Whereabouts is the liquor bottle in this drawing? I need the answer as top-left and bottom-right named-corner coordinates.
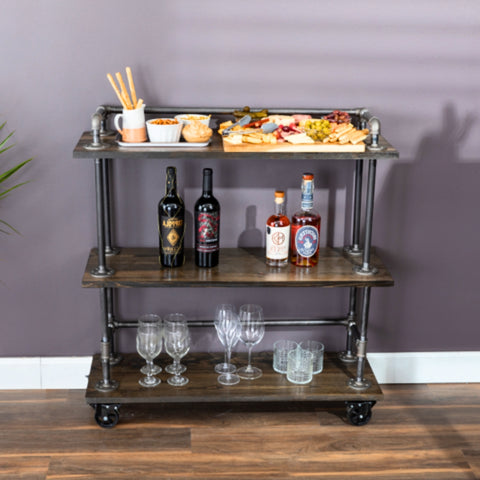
top-left (158, 166), bottom-right (185, 267)
top-left (290, 173), bottom-right (321, 267)
top-left (195, 168), bottom-right (220, 267)
top-left (266, 190), bottom-right (290, 267)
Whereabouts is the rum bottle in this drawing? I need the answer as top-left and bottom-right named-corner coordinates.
top-left (195, 168), bottom-right (220, 267)
top-left (290, 173), bottom-right (321, 267)
top-left (158, 166), bottom-right (185, 267)
top-left (266, 190), bottom-right (290, 267)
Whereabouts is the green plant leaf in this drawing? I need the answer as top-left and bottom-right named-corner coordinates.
top-left (0, 158), bottom-right (32, 184)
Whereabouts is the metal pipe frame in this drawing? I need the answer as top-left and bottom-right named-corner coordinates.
top-left (95, 288), bottom-right (118, 392)
top-left (90, 159), bottom-right (114, 278)
top-left (344, 160), bottom-right (363, 256)
top-left (354, 159), bottom-right (378, 275)
top-left (111, 317), bottom-right (351, 329)
top-left (348, 287), bottom-right (372, 390)
top-left (102, 159), bottom-right (119, 257)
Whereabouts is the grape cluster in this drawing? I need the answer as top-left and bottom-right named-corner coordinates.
top-left (304, 119), bottom-right (331, 141)
top-left (323, 110), bottom-right (351, 124)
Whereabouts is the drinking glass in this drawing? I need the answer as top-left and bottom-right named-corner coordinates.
top-left (237, 304), bottom-right (265, 380)
top-left (164, 323), bottom-right (191, 386)
top-left (138, 314), bottom-right (162, 375)
top-left (164, 313), bottom-right (188, 375)
top-left (216, 311), bottom-right (241, 386)
top-left (136, 314), bottom-right (162, 387)
top-left (214, 304), bottom-right (237, 374)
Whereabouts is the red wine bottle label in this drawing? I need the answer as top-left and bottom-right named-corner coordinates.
top-left (196, 212), bottom-right (219, 253)
top-left (266, 225), bottom-right (290, 260)
top-left (292, 225), bottom-right (319, 258)
top-left (160, 215), bottom-right (184, 255)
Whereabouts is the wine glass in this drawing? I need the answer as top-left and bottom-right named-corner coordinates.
top-left (138, 314), bottom-right (162, 376)
top-left (214, 304), bottom-right (237, 374)
top-left (164, 323), bottom-right (191, 386)
top-left (236, 304), bottom-right (265, 380)
top-left (164, 313), bottom-right (188, 375)
top-left (216, 311), bottom-right (241, 386)
top-left (136, 315), bottom-right (162, 387)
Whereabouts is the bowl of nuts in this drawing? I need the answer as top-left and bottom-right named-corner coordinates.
top-left (146, 118), bottom-right (183, 143)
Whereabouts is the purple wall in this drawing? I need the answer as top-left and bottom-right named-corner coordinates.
top-left (1, 0), bottom-right (479, 356)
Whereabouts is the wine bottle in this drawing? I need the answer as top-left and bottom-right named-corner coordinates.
top-left (158, 166), bottom-right (185, 268)
top-left (266, 190), bottom-right (290, 267)
top-left (195, 168), bottom-right (220, 267)
top-left (291, 173), bottom-right (321, 267)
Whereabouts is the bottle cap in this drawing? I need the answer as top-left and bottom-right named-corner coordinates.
top-left (274, 190), bottom-right (285, 198)
top-left (302, 173), bottom-right (314, 180)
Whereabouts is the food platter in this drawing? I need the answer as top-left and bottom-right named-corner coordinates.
top-left (222, 138), bottom-right (365, 153)
top-left (116, 139), bottom-right (211, 148)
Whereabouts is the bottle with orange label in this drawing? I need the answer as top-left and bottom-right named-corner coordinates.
top-left (290, 173), bottom-right (321, 267)
top-left (266, 190), bottom-right (290, 267)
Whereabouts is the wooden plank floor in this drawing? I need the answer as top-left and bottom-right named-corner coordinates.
top-left (0, 384), bottom-right (479, 479)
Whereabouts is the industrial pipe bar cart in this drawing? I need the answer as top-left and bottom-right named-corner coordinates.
top-left (73, 106), bottom-right (398, 428)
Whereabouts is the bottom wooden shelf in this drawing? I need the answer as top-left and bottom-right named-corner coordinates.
top-left (85, 352), bottom-right (383, 405)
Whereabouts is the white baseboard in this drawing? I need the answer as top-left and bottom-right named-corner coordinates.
top-left (0, 352), bottom-right (479, 389)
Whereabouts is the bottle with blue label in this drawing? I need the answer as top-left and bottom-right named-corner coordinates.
top-left (290, 173), bottom-right (321, 267)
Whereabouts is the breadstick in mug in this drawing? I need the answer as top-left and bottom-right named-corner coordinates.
top-left (126, 67), bottom-right (138, 106)
top-left (107, 73), bottom-right (128, 109)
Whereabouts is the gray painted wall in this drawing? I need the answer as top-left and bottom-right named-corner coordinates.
top-left (1, 0), bottom-right (479, 356)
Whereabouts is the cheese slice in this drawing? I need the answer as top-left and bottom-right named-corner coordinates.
top-left (285, 133), bottom-right (315, 144)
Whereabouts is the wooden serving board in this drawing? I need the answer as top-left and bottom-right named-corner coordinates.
top-left (222, 138), bottom-right (365, 153)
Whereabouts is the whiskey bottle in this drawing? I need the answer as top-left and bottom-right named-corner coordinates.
top-left (266, 190), bottom-right (290, 267)
top-left (158, 166), bottom-right (185, 267)
top-left (195, 168), bottom-right (220, 267)
top-left (290, 173), bottom-right (321, 267)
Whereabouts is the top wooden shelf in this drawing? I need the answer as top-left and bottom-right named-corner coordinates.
top-left (74, 130), bottom-right (398, 160)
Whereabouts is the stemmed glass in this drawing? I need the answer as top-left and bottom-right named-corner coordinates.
top-left (237, 304), bottom-right (265, 380)
top-left (216, 310), bottom-right (241, 386)
top-left (138, 314), bottom-right (162, 376)
top-left (136, 314), bottom-right (162, 387)
top-left (214, 304), bottom-right (237, 374)
top-left (164, 313), bottom-right (188, 375)
top-left (164, 322), bottom-right (191, 386)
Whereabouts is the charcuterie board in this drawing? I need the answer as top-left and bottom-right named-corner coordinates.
top-left (222, 139), bottom-right (366, 153)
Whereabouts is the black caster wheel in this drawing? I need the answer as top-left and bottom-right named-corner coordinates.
top-left (345, 400), bottom-right (375, 426)
top-left (93, 404), bottom-right (120, 428)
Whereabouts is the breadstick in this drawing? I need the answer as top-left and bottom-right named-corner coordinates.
top-left (107, 73), bottom-right (128, 109)
top-left (126, 67), bottom-right (138, 106)
top-left (136, 98), bottom-right (144, 109)
top-left (115, 72), bottom-right (133, 109)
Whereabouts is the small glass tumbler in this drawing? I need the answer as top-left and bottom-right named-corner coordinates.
top-left (273, 340), bottom-right (298, 374)
top-left (287, 347), bottom-right (313, 385)
top-left (299, 340), bottom-right (325, 374)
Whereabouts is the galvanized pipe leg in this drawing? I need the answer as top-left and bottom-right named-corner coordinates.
top-left (348, 287), bottom-right (372, 390)
top-left (106, 287), bottom-right (122, 365)
top-left (338, 287), bottom-right (358, 363)
top-left (102, 159), bottom-right (119, 257)
top-left (345, 160), bottom-right (363, 256)
top-left (354, 159), bottom-right (378, 275)
top-left (91, 158), bottom-right (114, 278)
top-left (95, 288), bottom-right (118, 392)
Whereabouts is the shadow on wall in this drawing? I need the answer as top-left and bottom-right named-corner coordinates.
top-left (238, 205), bottom-right (263, 248)
top-left (372, 102), bottom-right (480, 351)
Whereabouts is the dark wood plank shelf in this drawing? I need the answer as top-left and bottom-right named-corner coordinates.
top-left (82, 247), bottom-right (394, 289)
top-left (73, 131), bottom-right (399, 161)
top-left (86, 352), bottom-right (383, 405)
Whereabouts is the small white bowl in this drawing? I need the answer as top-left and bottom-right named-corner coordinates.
top-left (175, 114), bottom-right (211, 127)
top-left (146, 119), bottom-right (183, 143)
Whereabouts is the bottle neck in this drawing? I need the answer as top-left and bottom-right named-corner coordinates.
top-left (202, 169), bottom-right (213, 196)
top-left (275, 198), bottom-right (286, 216)
top-left (301, 179), bottom-right (314, 211)
top-left (165, 167), bottom-right (177, 196)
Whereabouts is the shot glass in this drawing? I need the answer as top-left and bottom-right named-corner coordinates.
top-left (286, 347), bottom-right (314, 385)
top-left (299, 340), bottom-right (325, 374)
top-left (273, 340), bottom-right (298, 374)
